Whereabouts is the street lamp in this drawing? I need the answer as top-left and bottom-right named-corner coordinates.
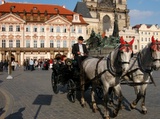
top-left (6, 49), bottom-right (13, 79)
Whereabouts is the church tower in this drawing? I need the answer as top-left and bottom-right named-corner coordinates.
top-left (82, 0), bottom-right (130, 33)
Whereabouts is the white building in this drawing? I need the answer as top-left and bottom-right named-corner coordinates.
top-left (0, 1), bottom-right (88, 64)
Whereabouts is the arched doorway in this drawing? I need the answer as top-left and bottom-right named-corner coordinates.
top-left (11, 54), bottom-right (15, 61)
top-left (103, 15), bottom-right (111, 32)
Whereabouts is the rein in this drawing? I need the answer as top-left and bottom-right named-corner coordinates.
top-left (137, 51), bottom-right (156, 86)
top-left (107, 52), bottom-right (122, 77)
top-left (121, 51), bottom-right (156, 86)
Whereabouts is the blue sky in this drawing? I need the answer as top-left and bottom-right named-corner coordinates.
top-left (4, 0), bottom-right (160, 26)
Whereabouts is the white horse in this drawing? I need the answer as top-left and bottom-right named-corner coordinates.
top-left (121, 36), bottom-right (160, 114)
top-left (80, 37), bottom-right (134, 119)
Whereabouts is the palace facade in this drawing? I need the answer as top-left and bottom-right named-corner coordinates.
top-left (0, 0), bottom-right (88, 65)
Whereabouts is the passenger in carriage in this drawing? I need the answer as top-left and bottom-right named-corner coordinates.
top-left (72, 36), bottom-right (88, 70)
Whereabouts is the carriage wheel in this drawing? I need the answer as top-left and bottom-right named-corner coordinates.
top-left (95, 87), bottom-right (104, 100)
top-left (51, 72), bottom-right (59, 94)
top-left (67, 79), bottom-right (76, 103)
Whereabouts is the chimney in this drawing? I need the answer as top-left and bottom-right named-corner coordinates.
top-left (2, 0), bottom-right (5, 4)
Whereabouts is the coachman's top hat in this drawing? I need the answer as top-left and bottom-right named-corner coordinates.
top-left (78, 36), bottom-right (84, 41)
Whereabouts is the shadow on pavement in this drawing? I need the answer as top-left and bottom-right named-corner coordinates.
top-left (0, 80), bottom-right (3, 84)
top-left (33, 94), bottom-right (53, 119)
top-left (5, 107), bottom-right (25, 119)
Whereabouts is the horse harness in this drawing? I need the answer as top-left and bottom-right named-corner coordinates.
top-left (121, 52), bottom-right (156, 86)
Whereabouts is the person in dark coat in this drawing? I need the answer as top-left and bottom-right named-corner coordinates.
top-left (72, 36), bottom-right (88, 70)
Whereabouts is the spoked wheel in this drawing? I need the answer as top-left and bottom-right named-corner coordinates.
top-left (67, 79), bottom-right (76, 103)
top-left (51, 72), bottom-right (59, 94)
top-left (95, 87), bottom-right (104, 100)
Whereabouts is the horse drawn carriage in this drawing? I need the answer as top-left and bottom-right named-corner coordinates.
top-left (51, 36), bottom-right (160, 119)
top-left (51, 54), bottom-right (104, 103)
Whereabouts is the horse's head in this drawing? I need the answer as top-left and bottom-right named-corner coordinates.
top-left (117, 36), bottom-right (134, 73)
top-left (150, 36), bottom-right (160, 70)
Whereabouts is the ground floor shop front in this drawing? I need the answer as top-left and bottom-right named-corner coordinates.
top-left (0, 47), bottom-right (70, 65)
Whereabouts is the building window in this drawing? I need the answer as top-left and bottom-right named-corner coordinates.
top-left (50, 26), bottom-right (54, 32)
top-left (26, 26), bottom-right (30, 32)
top-left (71, 40), bottom-right (75, 46)
top-left (57, 40), bottom-right (60, 48)
top-left (2, 40), bottom-right (6, 48)
top-left (9, 25), bottom-right (13, 32)
top-left (16, 40), bottom-right (20, 48)
top-left (135, 45), bottom-right (137, 50)
top-left (33, 26), bottom-right (37, 32)
top-left (40, 40), bottom-right (44, 48)
top-left (78, 27), bottom-right (82, 33)
top-left (141, 38), bottom-right (143, 41)
top-left (56, 26), bottom-right (60, 33)
top-left (16, 25), bottom-right (20, 32)
top-left (71, 26), bottom-right (75, 33)
top-left (50, 40), bottom-right (54, 48)
top-left (26, 40), bottom-right (30, 48)
top-left (63, 40), bottom-right (67, 47)
top-left (141, 45), bottom-right (143, 49)
top-left (63, 26), bottom-right (67, 33)
top-left (2, 25), bottom-right (6, 31)
top-left (40, 27), bottom-right (45, 32)
top-left (9, 40), bottom-right (13, 47)
top-left (33, 40), bottom-right (37, 48)
top-left (118, 0), bottom-right (122, 4)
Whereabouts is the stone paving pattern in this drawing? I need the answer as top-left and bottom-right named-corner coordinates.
top-left (0, 68), bottom-right (160, 119)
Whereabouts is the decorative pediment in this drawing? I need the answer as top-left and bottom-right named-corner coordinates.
top-left (1, 35), bottom-right (7, 39)
top-left (25, 35), bottom-right (31, 40)
top-left (0, 13), bottom-right (25, 24)
top-left (8, 34), bottom-right (14, 40)
top-left (46, 15), bottom-right (71, 25)
top-left (40, 35), bottom-right (45, 40)
top-left (15, 35), bottom-right (21, 39)
top-left (49, 36), bottom-right (54, 39)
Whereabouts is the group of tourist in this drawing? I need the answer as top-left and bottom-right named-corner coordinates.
top-left (0, 59), bottom-right (20, 72)
top-left (23, 58), bottom-right (50, 71)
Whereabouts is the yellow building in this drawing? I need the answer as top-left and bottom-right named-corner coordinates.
top-left (0, 1), bottom-right (88, 65)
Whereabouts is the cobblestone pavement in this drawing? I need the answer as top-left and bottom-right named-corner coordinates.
top-left (0, 67), bottom-right (160, 119)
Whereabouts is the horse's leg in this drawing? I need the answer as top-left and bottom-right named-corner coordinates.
top-left (103, 86), bottom-right (110, 119)
top-left (130, 86), bottom-right (141, 109)
top-left (91, 82), bottom-right (98, 112)
top-left (112, 84), bottom-right (123, 117)
top-left (140, 84), bottom-right (147, 114)
top-left (80, 69), bottom-right (86, 107)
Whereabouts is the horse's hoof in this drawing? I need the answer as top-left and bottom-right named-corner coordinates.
top-left (130, 103), bottom-right (136, 109)
top-left (92, 108), bottom-right (97, 113)
top-left (105, 116), bottom-right (110, 119)
top-left (81, 103), bottom-right (86, 107)
top-left (142, 110), bottom-right (147, 114)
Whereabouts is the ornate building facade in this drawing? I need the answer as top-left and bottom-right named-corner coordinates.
top-left (0, 0), bottom-right (88, 64)
top-left (74, 0), bottom-right (130, 35)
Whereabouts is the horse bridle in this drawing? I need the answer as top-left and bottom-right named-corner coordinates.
top-left (150, 42), bottom-right (160, 62)
top-left (118, 44), bottom-right (133, 65)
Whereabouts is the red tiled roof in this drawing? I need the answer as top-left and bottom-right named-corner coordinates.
top-left (132, 24), bottom-right (154, 29)
top-left (0, 2), bottom-right (74, 14)
top-left (0, 2), bottom-right (88, 24)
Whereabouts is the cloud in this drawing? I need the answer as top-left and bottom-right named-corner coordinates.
top-left (129, 9), bottom-right (153, 20)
